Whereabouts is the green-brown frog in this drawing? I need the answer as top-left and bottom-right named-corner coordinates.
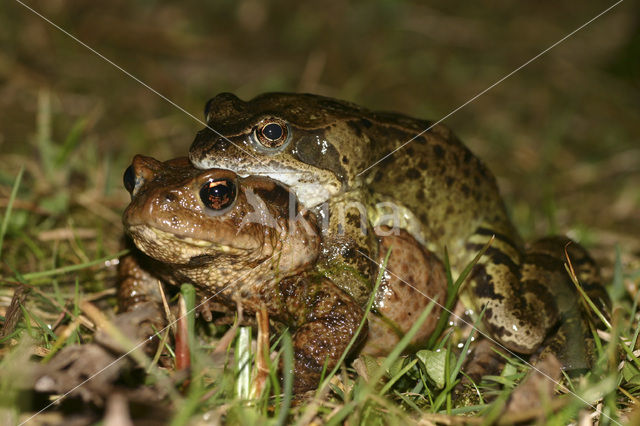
top-left (120, 155), bottom-right (447, 392)
top-left (189, 93), bottom-right (607, 366)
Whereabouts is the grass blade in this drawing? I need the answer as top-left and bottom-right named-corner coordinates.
top-left (276, 331), bottom-right (294, 426)
top-left (427, 236), bottom-right (493, 348)
top-left (0, 166), bottom-right (24, 258)
top-left (18, 249), bottom-right (129, 282)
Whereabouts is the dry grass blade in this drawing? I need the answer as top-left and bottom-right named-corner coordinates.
top-left (0, 286), bottom-right (28, 339)
top-left (253, 306), bottom-right (270, 398)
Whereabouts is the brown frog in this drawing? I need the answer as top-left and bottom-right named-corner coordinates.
top-left (119, 155), bottom-right (447, 392)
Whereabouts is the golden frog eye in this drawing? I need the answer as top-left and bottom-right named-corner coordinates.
top-left (199, 179), bottom-right (236, 211)
top-left (253, 119), bottom-right (289, 149)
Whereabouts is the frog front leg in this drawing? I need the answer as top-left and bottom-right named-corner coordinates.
top-left (114, 246), bottom-right (171, 357)
top-left (314, 190), bottom-right (378, 306)
top-left (278, 274), bottom-right (365, 393)
top-left (118, 247), bottom-right (165, 313)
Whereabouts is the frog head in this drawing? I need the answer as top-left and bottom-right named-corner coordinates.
top-left (122, 155), bottom-right (320, 284)
top-left (189, 92), bottom-right (376, 208)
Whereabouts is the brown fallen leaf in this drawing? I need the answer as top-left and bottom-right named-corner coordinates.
top-left (35, 302), bottom-right (169, 405)
top-left (93, 302), bottom-right (165, 359)
top-left (34, 343), bottom-right (126, 405)
top-left (504, 354), bottom-right (562, 418)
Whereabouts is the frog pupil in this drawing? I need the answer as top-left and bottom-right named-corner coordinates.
top-left (200, 179), bottom-right (236, 210)
top-left (123, 165), bottom-right (136, 193)
top-left (262, 123), bottom-right (283, 141)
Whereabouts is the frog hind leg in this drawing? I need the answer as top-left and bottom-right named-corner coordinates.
top-left (467, 231), bottom-right (604, 370)
top-left (527, 236), bottom-right (605, 371)
top-left (527, 236), bottom-right (608, 310)
top-left (536, 313), bottom-right (591, 372)
top-left (465, 226), bottom-right (559, 355)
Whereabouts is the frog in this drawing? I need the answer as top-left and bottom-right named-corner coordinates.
top-left (188, 93), bottom-right (608, 367)
top-left (120, 155), bottom-right (447, 392)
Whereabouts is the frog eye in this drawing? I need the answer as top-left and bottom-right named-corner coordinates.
top-left (253, 119), bottom-right (290, 149)
top-left (200, 179), bottom-right (236, 212)
top-left (123, 165), bottom-right (136, 194)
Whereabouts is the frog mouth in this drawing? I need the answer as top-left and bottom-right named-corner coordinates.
top-left (127, 224), bottom-right (243, 253)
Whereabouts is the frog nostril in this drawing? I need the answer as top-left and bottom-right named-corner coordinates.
top-left (214, 136), bottom-right (230, 151)
top-left (123, 165), bottom-right (136, 193)
top-left (164, 192), bottom-right (178, 203)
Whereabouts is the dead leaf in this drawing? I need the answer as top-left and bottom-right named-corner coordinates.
top-left (504, 354), bottom-right (562, 416)
top-left (1, 286), bottom-right (28, 338)
top-left (35, 343), bottom-right (125, 405)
